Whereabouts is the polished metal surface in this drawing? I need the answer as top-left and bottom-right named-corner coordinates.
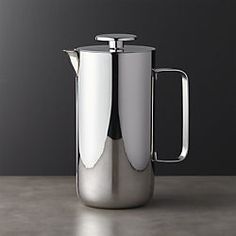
top-left (152, 68), bottom-right (189, 162)
top-left (95, 33), bottom-right (137, 42)
top-left (78, 137), bottom-right (154, 209)
top-left (64, 33), bottom-right (190, 208)
top-left (64, 46), bottom-right (155, 208)
top-left (95, 33), bottom-right (137, 50)
top-left (78, 51), bottom-right (112, 168)
top-left (65, 48), bottom-right (155, 171)
top-left (63, 50), bottom-right (79, 74)
top-left (77, 45), bottom-right (155, 53)
top-left (118, 51), bottom-right (154, 170)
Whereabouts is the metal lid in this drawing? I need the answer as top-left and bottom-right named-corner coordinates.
top-left (77, 33), bottom-right (155, 53)
top-left (96, 33), bottom-right (137, 50)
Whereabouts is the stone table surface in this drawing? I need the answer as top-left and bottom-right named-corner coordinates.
top-left (0, 176), bottom-right (235, 236)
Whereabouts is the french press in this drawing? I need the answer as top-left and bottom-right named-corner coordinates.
top-left (64, 33), bottom-right (189, 209)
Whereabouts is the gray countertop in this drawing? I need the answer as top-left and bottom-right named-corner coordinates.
top-left (0, 176), bottom-right (235, 236)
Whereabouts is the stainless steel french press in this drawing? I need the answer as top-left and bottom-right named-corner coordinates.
top-left (64, 33), bottom-right (189, 209)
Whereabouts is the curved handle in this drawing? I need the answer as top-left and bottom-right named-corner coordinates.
top-left (152, 68), bottom-right (189, 163)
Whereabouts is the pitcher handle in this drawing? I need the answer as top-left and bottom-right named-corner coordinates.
top-left (152, 68), bottom-right (189, 163)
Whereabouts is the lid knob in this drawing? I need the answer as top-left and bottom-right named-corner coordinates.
top-left (95, 33), bottom-right (137, 51)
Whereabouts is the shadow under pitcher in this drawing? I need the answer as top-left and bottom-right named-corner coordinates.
top-left (64, 33), bottom-right (189, 209)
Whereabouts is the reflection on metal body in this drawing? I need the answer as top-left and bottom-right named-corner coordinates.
top-left (75, 46), bottom-right (155, 208)
top-left (78, 137), bottom-right (154, 209)
top-left (78, 51), bottom-right (112, 168)
top-left (77, 46), bottom-right (155, 170)
top-left (64, 33), bottom-right (189, 209)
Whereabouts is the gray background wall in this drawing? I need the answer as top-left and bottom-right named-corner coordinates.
top-left (0, 0), bottom-right (235, 175)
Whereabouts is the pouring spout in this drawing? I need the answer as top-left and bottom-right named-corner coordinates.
top-left (63, 49), bottom-right (79, 74)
